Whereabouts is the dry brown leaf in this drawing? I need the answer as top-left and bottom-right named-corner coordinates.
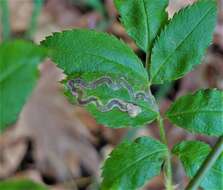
top-left (0, 130), bottom-right (27, 178)
top-left (167, 0), bottom-right (197, 18)
top-left (15, 61), bottom-right (100, 181)
top-left (8, 0), bottom-right (33, 32)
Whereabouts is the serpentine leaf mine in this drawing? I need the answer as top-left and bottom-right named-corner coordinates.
top-left (67, 76), bottom-right (153, 118)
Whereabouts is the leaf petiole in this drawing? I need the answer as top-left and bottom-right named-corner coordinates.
top-left (157, 115), bottom-right (174, 190)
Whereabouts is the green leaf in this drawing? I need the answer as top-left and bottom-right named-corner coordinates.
top-left (150, 0), bottom-right (217, 84)
top-left (173, 141), bottom-right (223, 190)
top-left (0, 40), bottom-right (46, 132)
top-left (41, 29), bottom-right (158, 128)
top-left (114, 0), bottom-right (168, 52)
top-left (101, 136), bottom-right (167, 190)
top-left (41, 29), bottom-right (147, 81)
top-left (0, 179), bottom-right (48, 190)
top-left (166, 89), bottom-right (223, 136)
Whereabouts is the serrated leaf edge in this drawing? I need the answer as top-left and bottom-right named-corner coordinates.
top-left (150, 0), bottom-right (216, 84)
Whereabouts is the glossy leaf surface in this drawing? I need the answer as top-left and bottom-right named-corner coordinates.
top-left (114, 0), bottom-right (168, 52)
top-left (150, 0), bottom-right (217, 84)
top-left (166, 89), bottom-right (223, 136)
top-left (101, 136), bottom-right (167, 189)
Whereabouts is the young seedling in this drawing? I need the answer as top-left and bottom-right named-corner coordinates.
top-left (41, 0), bottom-right (222, 189)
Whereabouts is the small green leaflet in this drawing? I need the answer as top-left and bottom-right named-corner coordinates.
top-left (173, 141), bottom-right (223, 190)
top-left (150, 0), bottom-right (217, 84)
top-left (114, 0), bottom-right (168, 52)
top-left (41, 30), bottom-right (158, 128)
top-left (0, 178), bottom-right (48, 190)
top-left (101, 136), bottom-right (167, 190)
top-left (41, 29), bottom-right (147, 81)
top-left (0, 40), bottom-right (46, 132)
top-left (166, 89), bottom-right (223, 136)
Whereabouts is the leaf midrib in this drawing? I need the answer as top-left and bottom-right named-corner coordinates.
top-left (167, 110), bottom-right (223, 117)
top-left (107, 148), bottom-right (167, 186)
top-left (151, 5), bottom-right (214, 82)
top-left (142, 0), bottom-right (149, 50)
top-left (0, 63), bottom-right (25, 84)
top-left (210, 166), bottom-right (223, 175)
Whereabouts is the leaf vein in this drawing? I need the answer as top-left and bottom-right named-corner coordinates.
top-left (142, 0), bottom-right (149, 50)
top-left (168, 110), bottom-right (223, 117)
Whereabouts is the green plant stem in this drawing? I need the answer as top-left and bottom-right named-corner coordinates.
top-left (157, 115), bottom-right (173, 190)
top-left (0, 0), bottom-right (10, 40)
top-left (185, 135), bottom-right (223, 190)
top-left (145, 52), bottom-right (150, 70)
top-left (26, 0), bottom-right (43, 39)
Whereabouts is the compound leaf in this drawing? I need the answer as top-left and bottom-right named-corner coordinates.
top-left (41, 29), bottom-right (158, 128)
top-left (114, 0), bottom-right (168, 52)
top-left (101, 136), bottom-right (167, 190)
top-left (166, 89), bottom-right (223, 136)
top-left (173, 141), bottom-right (223, 190)
top-left (150, 0), bottom-right (217, 84)
top-left (0, 40), bottom-right (46, 132)
top-left (0, 178), bottom-right (48, 190)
